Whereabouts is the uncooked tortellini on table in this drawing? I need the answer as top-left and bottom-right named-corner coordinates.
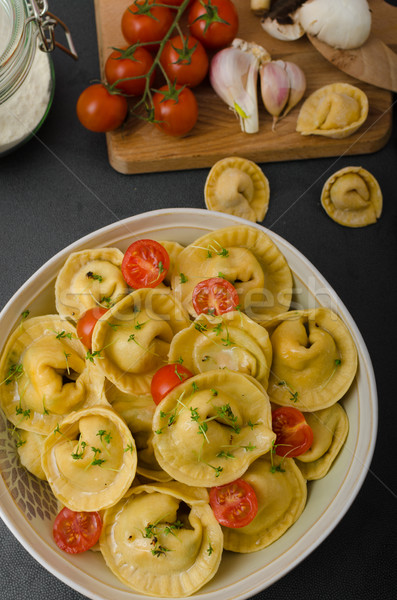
top-left (204, 156), bottom-right (270, 222)
top-left (296, 82), bottom-right (368, 139)
top-left (264, 308), bottom-right (357, 411)
top-left (321, 166), bottom-right (382, 227)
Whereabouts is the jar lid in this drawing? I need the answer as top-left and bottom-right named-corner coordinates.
top-left (0, 0), bottom-right (27, 64)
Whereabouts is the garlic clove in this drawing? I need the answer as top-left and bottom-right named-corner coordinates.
top-left (282, 60), bottom-right (306, 117)
top-left (260, 61), bottom-right (290, 129)
top-left (210, 39), bottom-right (271, 134)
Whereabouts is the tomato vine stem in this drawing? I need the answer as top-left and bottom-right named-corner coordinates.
top-left (108, 0), bottom-right (193, 121)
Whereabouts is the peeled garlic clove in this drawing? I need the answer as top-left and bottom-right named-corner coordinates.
top-left (282, 60), bottom-right (306, 117)
top-left (260, 61), bottom-right (290, 128)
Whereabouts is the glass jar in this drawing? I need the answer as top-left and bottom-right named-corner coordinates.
top-left (0, 0), bottom-right (76, 156)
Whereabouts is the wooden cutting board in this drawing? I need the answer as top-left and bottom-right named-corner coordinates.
top-left (94, 0), bottom-right (395, 174)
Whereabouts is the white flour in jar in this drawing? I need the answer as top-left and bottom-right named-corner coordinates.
top-left (0, 45), bottom-right (53, 154)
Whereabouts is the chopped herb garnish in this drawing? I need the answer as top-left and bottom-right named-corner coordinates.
top-left (86, 271), bottom-right (103, 283)
top-left (179, 273), bottom-right (188, 284)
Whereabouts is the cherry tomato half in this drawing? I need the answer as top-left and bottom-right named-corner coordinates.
top-left (152, 84), bottom-right (198, 137)
top-left (121, 0), bottom-right (174, 49)
top-left (272, 406), bottom-right (314, 457)
top-left (209, 478), bottom-right (258, 528)
top-left (192, 277), bottom-right (239, 316)
top-left (151, 363), bottom-right (193, 405)
top-left (76, 306), bottom-right (108, 350)
top-left (105, 46), bottom-right (155, 96)
top-left (188, 0), bottom-right (239, 50)
top-left (53, 507), bottom-right (102, 554)
top-left (121, 239), bottom-right (170, 289)
top-left (160, 34), bottom-right (209, 88)
top-left (76, 84), bottom-right (128, 132)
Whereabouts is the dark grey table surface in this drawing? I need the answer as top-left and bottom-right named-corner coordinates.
top-left (1, 1), bottom-right (396, 599)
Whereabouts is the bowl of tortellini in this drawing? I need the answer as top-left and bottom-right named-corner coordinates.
top-left (0, 208), bottom-right (377, 600)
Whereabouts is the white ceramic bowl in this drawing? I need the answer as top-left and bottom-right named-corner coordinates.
top-left (0, 208), bottom-right (377, 600)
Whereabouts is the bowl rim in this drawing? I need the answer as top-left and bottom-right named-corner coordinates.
top-left (0, 207), bottom-right (378, 600)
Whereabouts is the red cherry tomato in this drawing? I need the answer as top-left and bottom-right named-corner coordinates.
top-left (105, 46), bottom-right (155, 96)
top-left (121, 0), bottom-right (174, 49)
top-left (53, 507), bottom-right (102, 554)
top-left (160, 34), bottom-right (209, 87)
top-left (160, 0), bottom-right (190, 6)
top-left (151, 363), bottom-right (193, 404)
top-left (209, 479), bottom-right (258, 528)
top-left (76, 84), bottom-right (128, 133)
top-left (152, 84), bottom-right (198, 137)
top-left (272, 406), bottom-right (314, 457)
top-left (76, 306), bottom-right (108, 350)
top-left (121, 239), bottom-right (170, 289)
top-left (192, 277), bottom-right (239, 316)
top-left (188, 0), bottom-right (239, 50)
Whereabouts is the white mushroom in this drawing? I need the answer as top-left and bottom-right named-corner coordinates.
top-left (297, 0), bottom-right (372, 49)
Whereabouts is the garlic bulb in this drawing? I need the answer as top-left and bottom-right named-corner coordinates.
top-left (210, 39), bottom-right (271, 134)
top-left (297, 0), bottom-right (372, 49)
top-left (260, 59), bottom-right (306, 129)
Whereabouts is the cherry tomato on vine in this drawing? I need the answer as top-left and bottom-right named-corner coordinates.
top-left (192, 277), bottom-right (239, 316)
top-left (121, 0), bottom-right (174, 49)
top-left (105, 46), bottom-right (155, 96)
top-left (76, 84), bottom-right (128, 132)
top-left (121, 239), bottom-right (170, 289)
top-left (53, 507), bottom-right (102, 554)
top-left (188, 0), bottom-right (239, 50)
top-left (272, 406), bottom-right (314, 457)
top-left (152, 83), bottom-right (198, 137)
top-left (151, 363), bottom-right (193, 405)
top-left (76, 306), bottom-right (108, 350)
top-left (160, 34), bottom-right (209, 87)
top-left (209, 479), bottom-right (258, 528)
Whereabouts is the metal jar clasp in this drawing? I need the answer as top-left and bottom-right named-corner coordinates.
top-left (27, 0), bottom-right (78, 60)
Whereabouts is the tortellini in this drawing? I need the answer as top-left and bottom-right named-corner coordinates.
top-left (159, 240), bottom-right (184, 287)
top-left (168, 311), bottom-right (273, 389)
top-left (152, 370), bottom-right (275, 487)
top-left (42, 405), bottom-right (137, 511)
top-left (16, 430), bottom-right (47, 480)
top-left (92, 288), bottom-right (190, 395)
top-left (264, 308), bottom-right (357, 411)
top-left (105, 382), bottom-right (171, 482)
top-left (0, 316), bottom-right (106, 435)
top-left (0, 225), bottom-right (358, 597)
top-left (222, 453), bottom-right (307, 553)
top-left (171, 225), bottom-right (293, 321)
top-left (55, 247), bottom-right (128, 320)
top-left (321, 166), bottom-right (383, 227)
top-left (295, 403), bottom-right (349, 480)
top-left (100, 482), bottom-right (223, 597)
top-left (204, 156), bottom-right (270, 222)
top-left (296, 83), bottom-right (368, 139)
